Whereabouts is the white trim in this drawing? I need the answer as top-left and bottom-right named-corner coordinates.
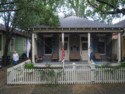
top-left (80, 34), bottom-right (88, 61)
top-left (88, 33), bottom-right (91, 61)
top-left (32, 33), bottom-right (35, 64)
top-left (10, 37), bottom-right (15, 52)
top-left (59, 34), bottom-right (69, 61)
top-left (23, 39), bottom-right (26, 51)
top-left (118, 33), bottom-right (121, 62)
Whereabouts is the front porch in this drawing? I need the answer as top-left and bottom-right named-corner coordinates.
top-left (32, 32), bottom-right (121, 66)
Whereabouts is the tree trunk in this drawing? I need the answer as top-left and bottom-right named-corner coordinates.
top-left (2, 33), bottom-right (12, 66)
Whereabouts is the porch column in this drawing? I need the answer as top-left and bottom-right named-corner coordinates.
top-left (62, 32), bottom-right (64, 68)
top-left (32, 33), bottom-right (35, 64)
top-left (118, 33), bottom-right (121, 62)
top-left (88, 33), bottom-right (91, 63)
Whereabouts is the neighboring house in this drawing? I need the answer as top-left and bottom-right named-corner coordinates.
top-left (0, 24), bottom-right (30, 65)
top-left (114, 20), bottom-right (125, 60)
top-left (31, 16), bottom-right (123, 64)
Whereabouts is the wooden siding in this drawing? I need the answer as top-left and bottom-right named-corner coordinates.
top-left (15, 36), bottom-right (26, 56)
top-left (1, 34), bottom-right (27, 58)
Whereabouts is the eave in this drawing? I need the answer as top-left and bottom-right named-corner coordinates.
top-left (32, 27), bottom-right (123, 33)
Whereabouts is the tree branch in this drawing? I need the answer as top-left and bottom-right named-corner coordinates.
top-left (87, 0), bottom-right (105, 13)
top-left (87, 0), bottom-right (125, 15)
top-left (96, 0), bottom-right (115, 9)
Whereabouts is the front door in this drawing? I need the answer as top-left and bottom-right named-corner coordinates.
top-left (59, 36), bottom-right (69, 61)
top-left (80, 35), bottom-right (88, 61)
top-left (45, 37), bottom-right (52, 54)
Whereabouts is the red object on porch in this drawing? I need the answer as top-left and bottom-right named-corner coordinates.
top-left (61, 47), bottom-right (65, 61)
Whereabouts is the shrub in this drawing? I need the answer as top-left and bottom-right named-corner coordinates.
top-left (24, 63), bottom-right (34, 69)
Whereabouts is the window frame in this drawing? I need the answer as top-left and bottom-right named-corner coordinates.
top-left (10, 38), bottom-right (15, 52)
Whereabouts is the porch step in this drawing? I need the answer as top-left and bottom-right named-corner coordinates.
top-left (43, 55), bottom-right (51, 61)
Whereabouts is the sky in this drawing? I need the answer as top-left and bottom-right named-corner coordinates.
top-left (112, 16), bottom-right (125, 24)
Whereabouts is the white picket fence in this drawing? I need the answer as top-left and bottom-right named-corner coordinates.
top-left (7, 61), bottom-right (125, 84)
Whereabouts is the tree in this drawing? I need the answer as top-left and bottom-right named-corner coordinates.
top-left (58, 0), bottom-right (88, 17)
top-left (58, 0), bottom-right (125, 24)
top-left (0, 0), bottom-right (59, 66)
top-left (86, 0), bottom-right (125, 23)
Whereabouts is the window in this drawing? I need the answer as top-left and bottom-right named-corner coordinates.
top-left (81, 37), bottom-right (87, 41)
top-left (82, 42), bottom-right (88, 50)
top-left (23, 39), bottom-right (26, 51)
top-left (64, 42), bottom-right (67, 50)
top-left (98, 42), bottom-right (105, 53)
top-left (10, 38), bottom-right (15, 52)
top-left (81, 36), bottom-right (88, 50)
top-left (60, 37), bottom-right (68, 41)
top-left (0, 35), bottom-right (1, 51)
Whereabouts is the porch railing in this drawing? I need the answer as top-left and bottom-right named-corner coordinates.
top-left (7, 62), bottom-right (125, 84)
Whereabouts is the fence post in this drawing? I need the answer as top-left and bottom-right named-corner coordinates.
top-left (72, 62), bottom-right (76, 83)
top-left (91, 61), bottom-right (95, 83)
top-left (72, 62), bottom-right (76, 70)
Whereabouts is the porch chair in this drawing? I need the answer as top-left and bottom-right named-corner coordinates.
top-left (94, 53), bottom-right (101, 61)
top-left (35, 55), bottom-right (43, 63)
top-left (70, 51), bottom-right (81, 61)
top-left (107, 53), bottom-right (117, 62)
top-left (51, 53), bottom-right (58, 61)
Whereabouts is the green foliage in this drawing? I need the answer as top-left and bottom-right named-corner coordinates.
top-left (85, 0), bottom-right (125, 24)
top-left (118, 61), bottom-right (125, 68)
top-left (0, 0), bottom-right (59, 60)
top-left (24, 63), bottom-right (34, 69)
top-left (98, 64), bottom-right (111, 68)
top-left (0, 0), bottom-right (59, 31)
top-left (39, 69), bottom-right (63, 84)
top-left (97, 61), bottom-right (125, 69)
top-left (58, 0), bottom-right (125, 24)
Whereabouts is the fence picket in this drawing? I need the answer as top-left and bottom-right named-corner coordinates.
top-left (7, 61), bottom-right (125, 85)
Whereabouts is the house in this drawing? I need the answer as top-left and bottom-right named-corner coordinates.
top-left (0, 24), bottom-right (30, 66)
top-left (31, 16), bottom-right (123, 65)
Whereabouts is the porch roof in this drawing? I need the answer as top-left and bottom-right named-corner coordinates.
top-left (32, 16), bottom-right (123, 33)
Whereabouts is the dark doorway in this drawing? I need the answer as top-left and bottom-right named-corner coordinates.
top-left (45, 37), bottom-right (52, 54)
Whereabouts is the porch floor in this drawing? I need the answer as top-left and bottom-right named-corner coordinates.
top-left (94, 61), bottom-right (119, 66)
top-left (34, 60), bottom-right (119, 68)
top-left (34, 61), bottom-right (88, 68)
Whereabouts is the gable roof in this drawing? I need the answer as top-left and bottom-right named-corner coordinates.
top-left (32, 16), bottom-right (123, 33)
top-left (60, 16), bottom-right (114, 28)
top-left (114, 19), bottom-right (125, 27)
top-left (0, 24), bottom-right (29, 37)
